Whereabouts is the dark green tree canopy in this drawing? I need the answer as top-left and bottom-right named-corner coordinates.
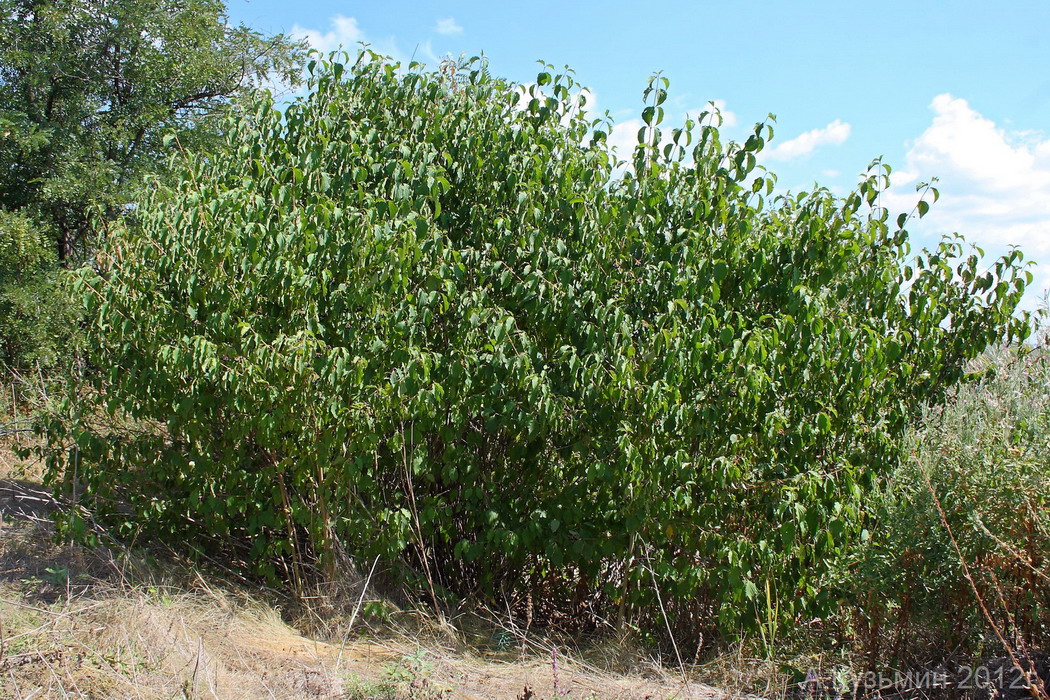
top-left (0, 0), bottom-right (306, 262)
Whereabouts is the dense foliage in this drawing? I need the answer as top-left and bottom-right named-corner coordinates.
top-left (0, 0), bottom-right (305, 372)
top-left (853, 342), bottom-right (1050, 665)
top-left (44, 53), bottom-right (1035, 636)
top-left (0, 209), bottom-right (76, 369)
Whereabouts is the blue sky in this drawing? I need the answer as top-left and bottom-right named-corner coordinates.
top-left (229, 0), bottom-right (1050, 308)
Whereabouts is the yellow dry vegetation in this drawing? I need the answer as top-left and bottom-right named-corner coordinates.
top-left (1, 444), bottom-right (744, 700)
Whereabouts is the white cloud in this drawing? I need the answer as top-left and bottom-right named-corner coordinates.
top-left (292, 15), bottom-right (420, 64)
top-left (764, 119), bottom-right (851, 161)
top-left (607, 117), bottom-right (643, 160)
top-left (883, 93), bottom-right (1050, 308)
top-left (292, 15), bottom-right (366, 55)
top-left (413, 40), bottom-right (440, 65)
top-left (434, 17), bottom-right (463, 35)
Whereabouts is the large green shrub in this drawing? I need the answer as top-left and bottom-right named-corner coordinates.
top-left (44, 53), bottom-right (1033, 635)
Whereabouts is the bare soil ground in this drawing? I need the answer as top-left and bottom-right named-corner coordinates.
top-left (0, 443), bottom-right (751, 699)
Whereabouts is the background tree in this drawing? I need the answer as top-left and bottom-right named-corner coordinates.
top-left (0, 0), bottom-right (306, 372)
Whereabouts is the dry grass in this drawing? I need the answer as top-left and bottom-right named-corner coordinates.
top-left (1, 440), bottom-right (752, 700)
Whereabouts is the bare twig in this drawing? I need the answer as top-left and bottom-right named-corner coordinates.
top-left (335, 554), bottom-right (380, 671)
top-left (922, 465), bottom-right (1049, 700)
top-left (399, 420), bottom-right (442, 619)
top-left (8, 668), bottom-right (26, 700)
top-left (641, 543), bottom-right (687, 683)
top-left (190, 635), bottom-right (204, 699)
